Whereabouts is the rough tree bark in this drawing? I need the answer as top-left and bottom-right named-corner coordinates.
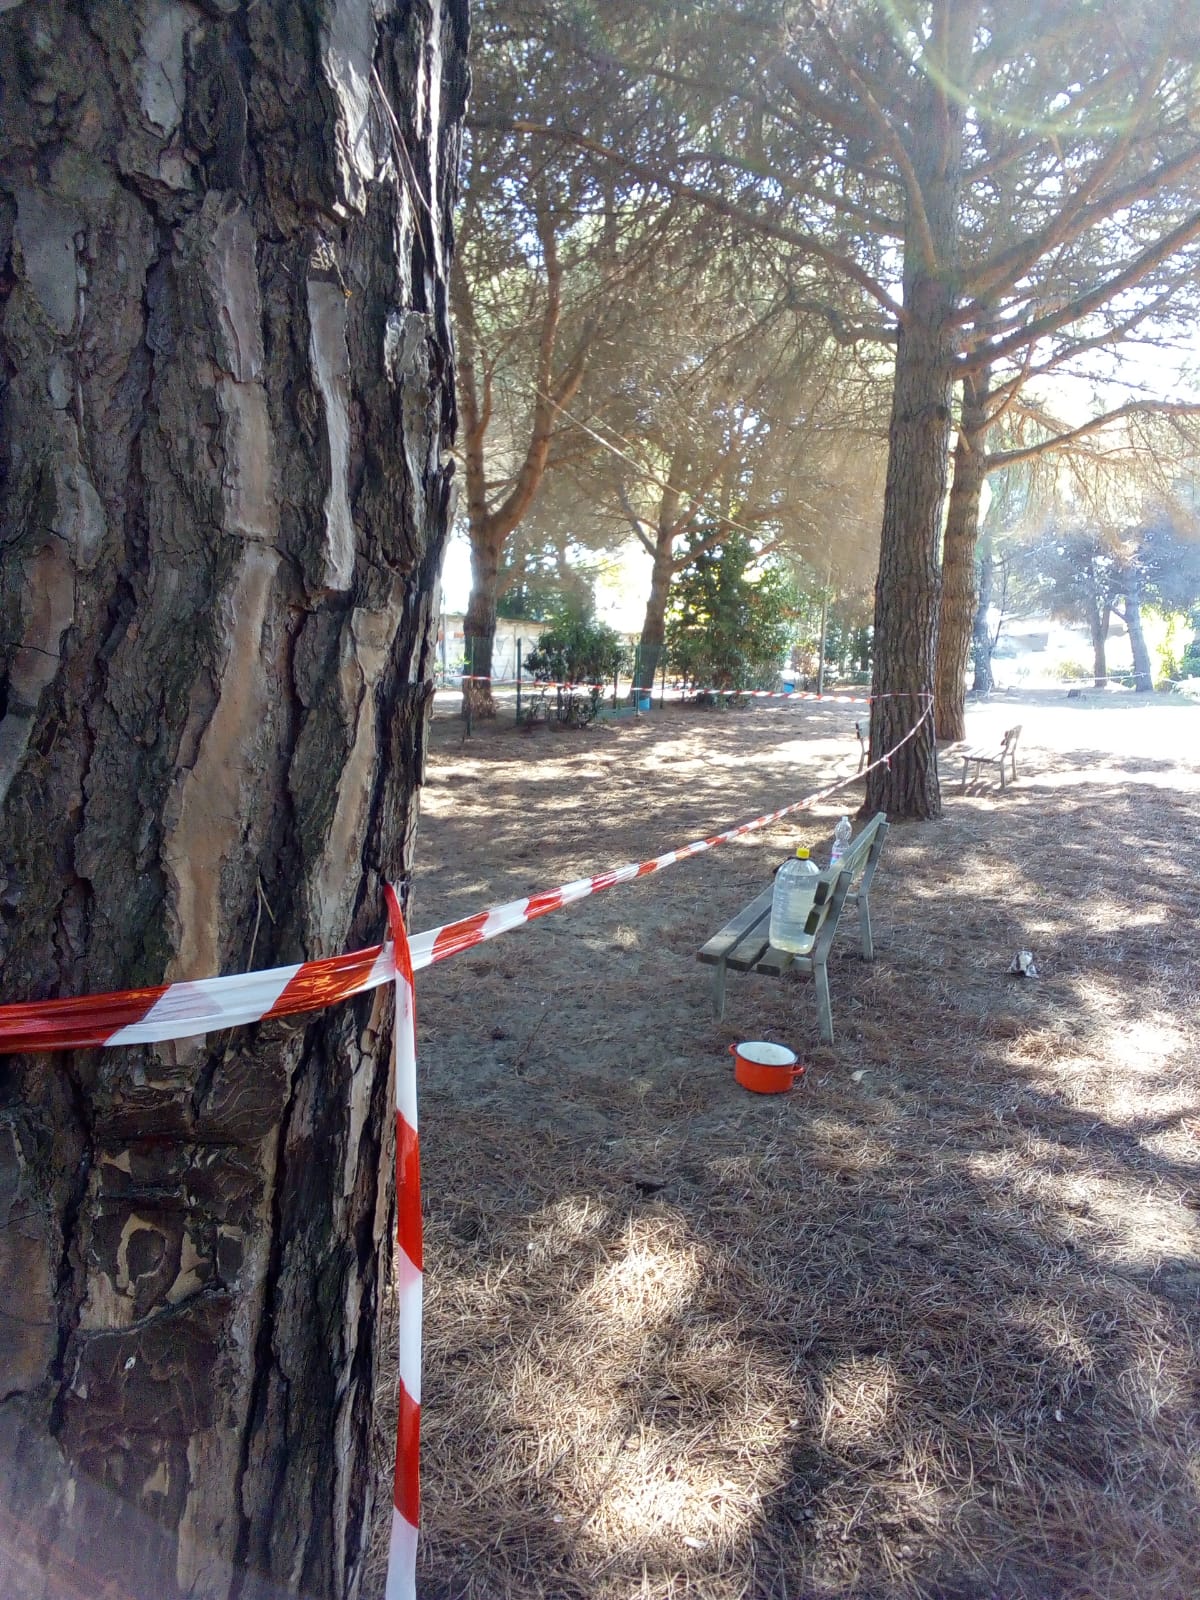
top-left (866, 0), bottom-right (979, 820)
top-left (933, 365), bottom-right (991, 740)
top-left (0, 2), bottom-right (466, 1596)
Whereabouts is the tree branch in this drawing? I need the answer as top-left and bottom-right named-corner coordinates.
top-left (478, 117), bottom-right (905, 324)
top-left (777, 7), bottom-right (938, 273)
top-left (963, 140), bottom-right (1200, 305)
top-left (986, 399), bottom-right (1200, 470)
top-left (965, 207), bottom-right (1200, 371)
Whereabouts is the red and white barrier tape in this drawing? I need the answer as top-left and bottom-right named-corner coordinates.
top-left (0, 697), bottom-right (929, 1054)
top-left (0, 942), bottom-right (397, 1054)
top-left (385, 886), bottom-right (421, 1600)
top-left (449, 674), bottom-right (602, 692)
top-left (445, 671), bottom-right (879, 705)
top-left (648, 685), bottom-right (875, 704)
top-left (0, 694), bottom-right (931, 1595)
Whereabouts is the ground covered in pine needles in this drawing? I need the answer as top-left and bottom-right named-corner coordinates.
top-left (390, 689), bottom-right (1200, 1600)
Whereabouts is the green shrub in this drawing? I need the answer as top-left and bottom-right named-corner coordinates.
top-left (1054, 659), bottom-right (1089, 682)
top-left (525, 618), bottom-right (629, 684)
top-left (666, 530), bottom-right (795, 691)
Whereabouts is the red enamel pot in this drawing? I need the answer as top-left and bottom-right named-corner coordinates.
top-left (729, 1041), bottom-right (805, 1094)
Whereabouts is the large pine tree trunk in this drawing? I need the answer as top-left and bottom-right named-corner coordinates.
top-left (866, 6), bottom-right (978, 820)
top-left (934, 367), bottom-right (990, 740)
top-left (0, 4), bottom-right (466, 1596)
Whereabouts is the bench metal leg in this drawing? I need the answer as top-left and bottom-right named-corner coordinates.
top-left (857, 893), bottom-right (874, 962)
top-left (813, 959), bottom-right (834, 1044)
top-left (711, 959), bottom-right (727, 1021)
top-left (961, 758), bottom-right (970, 793)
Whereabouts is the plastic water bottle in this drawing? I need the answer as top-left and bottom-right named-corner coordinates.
top-left (830, 815), bottom-right (852, 867)
top-left (769, 847), bottom-right (821, 953)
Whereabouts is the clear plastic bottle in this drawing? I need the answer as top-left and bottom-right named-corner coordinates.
top-left (769, 847), bottom-right (821, 953)
top-left (830, 815), bottom-right (853, 867)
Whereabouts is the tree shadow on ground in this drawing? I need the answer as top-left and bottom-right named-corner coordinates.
top-left (410, 716), bottom-right (1200, 1600)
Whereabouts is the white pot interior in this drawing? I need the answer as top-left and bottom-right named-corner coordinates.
top-left (736, 1041), bottom-right (797, 1067)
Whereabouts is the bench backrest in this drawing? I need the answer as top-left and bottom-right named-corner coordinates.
top-left (1002, 725), bottom-right (1021, 752)
top-left (824, 811), bottom-right (887, 885)
top-left (796, 812), bottom-right (889, 955)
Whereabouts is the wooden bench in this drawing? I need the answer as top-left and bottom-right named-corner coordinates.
top-left (696, 813), bottom-right (889, 1044)
top-left (959, 724), bottom-right (1021, 791)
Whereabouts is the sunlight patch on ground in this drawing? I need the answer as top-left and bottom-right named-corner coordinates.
top-left (1005, 1295), bottom-right (1100, 1386)
top-left (524, 1195), bottom-right (612, 1266)
top-left (573, 1224), bottom-right (703, 1330)
top-left (1115, 1323), bottom-right (1195, 1427)
top-left (1032, 766), bottom-right (1200, 792)
top-left (1107, 1018), bottom-right (1190, 1077)
top-left (966, 1146), bottom-right (1199, 1271)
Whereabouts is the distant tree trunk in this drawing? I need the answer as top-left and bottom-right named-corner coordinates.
top-left (462, 529), bottom-right (504, 715)
top-left (638, 539), bottom-right (676, 690)
top-left (971, 530), bottom-right (995, 693)
top-left (1122, 576), bottom-right (1155, 691)
top-left (635, 450), bottom-right (690, 689)
top-left (867, 3), bottom-right (978, 819)
top-left (453, 218), bottom-right (588, 718)
top-left (934, 366), bottom-right (991, 740)
top-left (0, 4), bottom-right (466, 1597)
top-left (1085, 595), bottom-right (1110, 686)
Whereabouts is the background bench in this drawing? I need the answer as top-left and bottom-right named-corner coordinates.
top-left (697, 812), bottom-right (889, 1043)
top-left (959, 724), bottom-right (1021, 791)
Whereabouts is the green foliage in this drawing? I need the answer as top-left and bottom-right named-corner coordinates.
top-left (1054, 658), bottom-right (1090, 683)
top-left (1141, 607), bottom-right (1187, 686)
top-left (496, 534), bottom-right (597, 622)
top-left (524, 616), bottom-right (629, 684)
top-left (786, 586), bottom-right (873, 685)
top-left (665, 530), bottom-right (796, 691)
top-left (1182, 608), bottom-right (1200, 679)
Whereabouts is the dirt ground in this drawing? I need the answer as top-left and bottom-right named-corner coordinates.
top-left (404, 688), bottom-right (1200, 1600)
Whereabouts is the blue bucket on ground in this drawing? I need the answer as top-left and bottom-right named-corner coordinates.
top-left (638, 695), bottom-right (651, 711)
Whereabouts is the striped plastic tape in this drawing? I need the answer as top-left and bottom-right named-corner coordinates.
top-left (0, 694), bottom-right (931, 1054)
top-left (385, 885), bottom-right (422, 1600)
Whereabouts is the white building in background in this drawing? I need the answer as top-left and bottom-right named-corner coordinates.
top-left (436, 614), bottom-right (548, 684)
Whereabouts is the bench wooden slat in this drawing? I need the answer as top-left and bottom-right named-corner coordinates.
top-left (697, 888), bottom-right (773, 964)
top-left (755, 945), bottom-right (814, 978)
top-left (726, 935), bottom-right (774, 972)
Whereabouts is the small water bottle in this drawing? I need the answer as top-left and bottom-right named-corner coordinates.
top-left (830, 815), bottom-right (852, 867)
top-left (769, 847), bottom-right (821, 953)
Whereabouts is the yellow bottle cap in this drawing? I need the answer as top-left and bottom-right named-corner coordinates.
top-left (796, 847), bottom-right (810, 858)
